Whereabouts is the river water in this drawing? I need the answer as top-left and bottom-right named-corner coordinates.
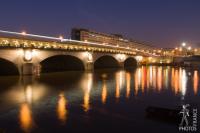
top-left (0, 66), bottom-right (199, 133)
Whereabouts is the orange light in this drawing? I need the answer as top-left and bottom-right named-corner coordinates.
top-left (101, 80), bottom-right (107, 104)
top-left (19, 103), bottom-right (33, 132)
top-left (57, 93), bottom-right (68, 124)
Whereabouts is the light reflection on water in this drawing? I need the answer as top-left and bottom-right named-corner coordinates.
top-left (57, 93), bottom-right (68, 124)
top-left (0, 66), bottom-right (199, 132)
top-left (19, 103), bottom-right (33, 132)
top-left (82, 73), bottom-right (93, 112)
top-left (126, 72), bottom-right (131, 98)
top-left (194, 70), bottom-right (199, 95)
top-left (101, 80), bottom-right (107, 104)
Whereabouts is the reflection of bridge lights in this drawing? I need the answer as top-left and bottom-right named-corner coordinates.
top-left (101, 80), bottom-right (107, 104)
top-left (19, 103), bottom-right (33, 132)
top-left (25, 86), bottom-right (33, 103)
top-left (115, 71), bottom-right (125, 100)
top-left (152, 66), bottom-right (157, 89)
top-left (119, 71), bottom-right (125, 89)
top-left (157, 67), bottom-right (162, 91)
top-left (23, 84), bottom-right (47, 103)
top-left (115, 73), bottom-right (120, 99)
top-left (181, 69), bottom-right (187, 98)
top-left (193, 71), bottom-right (198, 95)
top-left (126, 72), bottom-right (131, 98)
top-left (24, 50), bottom-right (33, 61)
top-left (82, 73), bottom-right (93, 112)
top-left (149, 66), bottom-right (153, 86)
top-left (137, 68), bottom-right (142, 88)
top-left (164, 68), bottom-right (169, 88)
top-left (57, 93), bottom-right (68, 124)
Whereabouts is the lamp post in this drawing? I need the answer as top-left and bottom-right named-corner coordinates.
top-left (24, 49), bottom-right (33, 62)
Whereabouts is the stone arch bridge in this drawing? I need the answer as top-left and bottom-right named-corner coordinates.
top-left (0, 31), bottom-right (172, 75)
top-left (0, 48), bottom-right (140, 75)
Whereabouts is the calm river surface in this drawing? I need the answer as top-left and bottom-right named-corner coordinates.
top-left (0, 66), bottom-right (199, 133)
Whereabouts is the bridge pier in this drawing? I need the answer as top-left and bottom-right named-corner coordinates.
top-left (20, 63), bottom-right (41, 75)
top-left (119, 62), bottom-right (124, 69)
top-left (85, 62), bottom-right (94, 71)
top-left (21, 63), bottom-right (35, 75)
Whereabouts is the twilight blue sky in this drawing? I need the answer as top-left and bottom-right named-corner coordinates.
top-left (0, 0), bottom-right (200, 47)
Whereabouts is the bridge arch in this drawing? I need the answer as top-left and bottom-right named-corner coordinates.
top-left (0, 58), bottom-right (19, 75)
top-left (124, 57), bottom-right (138, 69)
top-left (94, 55), bottom-right (120, 69)
top-left (40, 55), bottom-right (85, 73)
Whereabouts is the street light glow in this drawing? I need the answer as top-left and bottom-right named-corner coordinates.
top-left (59, 36), bottom-right (63, 39)
top-left (182, 42), bottom-right (186, 47)
top-left (21, 31), bottom-right (27, 35)
top-left (24, 50), bottom-right (32, 61)
top-left (187, 46), bottom-right (191, 50)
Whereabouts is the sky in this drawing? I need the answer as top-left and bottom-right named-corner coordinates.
top-left (0, 0), bottom-right (200, 48)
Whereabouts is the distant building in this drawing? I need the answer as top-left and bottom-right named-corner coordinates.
top-left (71, 28), bottom-right (156, 51)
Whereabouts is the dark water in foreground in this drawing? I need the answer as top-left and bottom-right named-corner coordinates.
top-left (0, 66), bottom-right (199, 133)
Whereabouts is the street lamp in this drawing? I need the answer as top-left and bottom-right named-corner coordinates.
top-left (59, 36), bottom-right (63, 40)
top-left (187, 46), bottom-right (191, 50)
top-left (59, 35), bottom-right (64, 42)
top-left (182, 42), bottom-right (186, 47)
top-left (85, 52), bottom-right (93, 62)
top-left (24, 49), bottom-right (33, 61)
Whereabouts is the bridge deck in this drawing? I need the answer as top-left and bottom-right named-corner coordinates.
top-left (0, 30), bottom-right (156, 56)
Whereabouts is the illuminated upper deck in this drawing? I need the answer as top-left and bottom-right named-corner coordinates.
top-left (0, 30), bottom-right (158, 56)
